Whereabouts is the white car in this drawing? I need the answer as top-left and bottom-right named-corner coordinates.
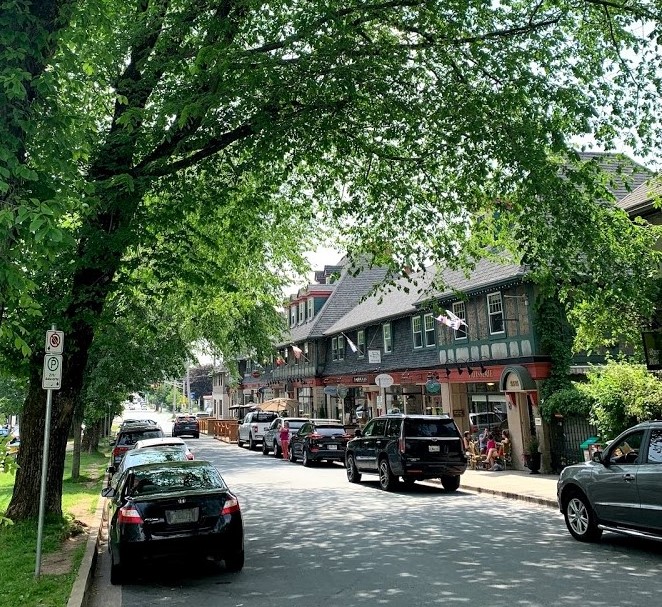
top-left (133, 436), bottom-right (194, 460)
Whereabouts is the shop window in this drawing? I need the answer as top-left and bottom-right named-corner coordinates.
top-left (412, 316), bottom-right (423, 349)
top-left (452, 301), bottom-right (467, 339)
top-left (424, 313), bottom-right (436, 347)
top-left (488, 292), bottom-right (504, 334)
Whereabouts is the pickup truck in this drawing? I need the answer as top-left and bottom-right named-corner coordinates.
top-left (237, 411), bottom-right (279, 450)
top-left (261, 417), bottom-right (309, 457)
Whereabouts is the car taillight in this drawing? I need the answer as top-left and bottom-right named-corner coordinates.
top-left (399, 437), bottom-right (406, 454)
top-left (221, 495), bottom-right (240, 515)
top-left (112, 446), bottom-right (127, 459)
top-left (309, 433), bottom-right (323, 439)
top-left (118, 505), bottom-right (143, 524)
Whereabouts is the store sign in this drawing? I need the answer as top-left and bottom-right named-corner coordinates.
top-left (353, 376), bottom-right (368, 383)
top-left (323, 386), bottom-right (338, 397)
top-left (337, 386), bottom-right (349, 398)
top-left (368, 350), bottom-right (382, 364)
top-left (505, 373), bottom-right (523, 392)
top-left (425, 379), bottom-right (441, 394)
top-left (375, 373), bottom-right (394, 388)
top-left (452, 409), bottom-right (465, 417)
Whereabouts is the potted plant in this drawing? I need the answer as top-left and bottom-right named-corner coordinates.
top-left (525, 434), bottom-right (541, 474)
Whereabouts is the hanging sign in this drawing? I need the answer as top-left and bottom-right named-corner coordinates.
top-left (375, 373), bottom-right (394, 388)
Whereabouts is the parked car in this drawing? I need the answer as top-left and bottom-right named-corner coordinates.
top-left (101, 460), bottom-right (244, 584)
top-left (345, 414), bottom-right (467, 492)
top-left (288, 420), bottom-right (352, 466)
top-left (111, 424), bottom-right (165, 470)
top-left (237, 411), bottom-right (279, 450)
top-left (557, 420), bottom-right (662, 542)
top-left (262, 417), bottom-right (309, 457)
top-left (134, 436), bottom-right (194, 460)
top-left (469, 411), bottom-right (506, 438)
top-left (107, 443), bottom-right (192, 483)
top-left (172, 414), bottom-right (200, 438)
top-left (120, 418), bottom-right (160, 429)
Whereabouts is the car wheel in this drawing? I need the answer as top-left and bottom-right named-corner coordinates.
top-left (564, 491), bottom-right (603, 542)
top-left (224, 549), bottom-right (245, 573)
top-left (346, 454), bottom-right (362, 483)
top-left (440, 475), bottom-right (460, 492)
top-left (248, 434), bottom-right (255, 450)
top-left (261, 440), bottom-right (269, 455)
top-left (237, 437), bottom-right (244, 448)
top-left (109, 546), bottom-right (124, 585)
top-left (402, 476), bottom-right (416, 488)
top-left (378, 458), bottom-right (397, 491)
top-left (194, 433), bottom-right (199, 439)
top-left (302, 448), bottom-right (312, 467)
top-left (289, 445), bottom-right (297, 463)
top-left (273, 441), bottom-right (281, 458)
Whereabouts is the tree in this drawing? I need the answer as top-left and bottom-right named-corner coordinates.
top-left (5, 1), bottom-right (662, 520)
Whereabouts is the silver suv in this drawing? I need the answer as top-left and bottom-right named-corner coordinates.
top-left (557, 420), bottom-right (662, 542)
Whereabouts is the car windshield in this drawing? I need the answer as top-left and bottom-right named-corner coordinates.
top-left (405, 419), bottom-right (457, 438)
top-left (128, 465), bottom-right (225, 496)
top-left (122, 448), bottom-right (188, 469)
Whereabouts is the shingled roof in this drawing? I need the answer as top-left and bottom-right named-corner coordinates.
top-left (578, 151), bottom-right (651, 202)
top-left (617, 177), bottom-right (662, 216)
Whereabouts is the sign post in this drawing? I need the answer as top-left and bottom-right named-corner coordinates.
top-left (36, 325), bottom-right (64, 578)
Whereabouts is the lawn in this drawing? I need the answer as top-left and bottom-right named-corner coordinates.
top-left (0, 445), bottom-right (110, 607)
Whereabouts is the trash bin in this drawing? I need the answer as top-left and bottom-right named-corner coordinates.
top-left (579, 436), bottom-right (600, 461)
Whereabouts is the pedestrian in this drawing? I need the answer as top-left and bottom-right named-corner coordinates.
top-left (463, 431), bottom-right (471, 453)
top-left (479, 427), bottom-right (489, 454)
top-left (485, 432), bottom-right (499, 470)
top-left (279, 420), bottom-right (290, 460)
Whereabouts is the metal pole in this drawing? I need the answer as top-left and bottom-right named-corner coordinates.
top-left (35, 325), bottom-right (56, 578)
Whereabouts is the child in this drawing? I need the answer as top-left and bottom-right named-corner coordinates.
top-left (279, 421), bottom-right (290, 460)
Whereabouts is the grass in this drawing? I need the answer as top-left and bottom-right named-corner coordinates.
top-left (0, 444), bottom-right (110, 607)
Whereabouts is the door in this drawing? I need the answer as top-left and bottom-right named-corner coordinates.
top-left (352, 419), bottom-right (379, 471)
top-left (589, 430), bottom-right (644, 527)
top-left (293, 423), bottom-right (312, 458)
top-left (635, 428), bottom-right (662, 531)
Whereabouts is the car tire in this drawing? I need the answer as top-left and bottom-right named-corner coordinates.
top-left (440, 475), bottom-right (461, 492)
top-left (289, 445), bottom-right (297, 463)
top-left (564, 490), bottom-right (603, 542)
top-left (261, 441), bottom-right (269, 455)
top-left (378, 457), bottom-right (397, 491)
top-left (346, 454), bottom-right (362, 483)
top-left (273, 441), bottom-right (281, 458)
top-left (237, 437), bottom-right (244, 448)
top-left (194, 433), bottom-right (199, 439)
top-left (248, 434), bottom-right (255, 451)
top-left (302, 448), bottom-right (312, 467)
top-left (109, 546), bottom-right (124, 585)
top-left (224, 549), bottom-right (245, 573)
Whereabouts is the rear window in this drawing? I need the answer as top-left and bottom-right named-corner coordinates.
top-left (128, 465), bottom-right (225, 496)
top-left (253, 412), bottom-right (278, 422)
top-left (404, 419), bottom-right (458, 438)
top-left (118, 428), bottom-right (164, 446)
top-left (288, 421), bottom-right (306, 430)
top-left (313, 426), bottom-right (346, 436)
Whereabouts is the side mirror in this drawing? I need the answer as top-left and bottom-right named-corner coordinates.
top-left (592, 451), bottom-right (604, 464)
top-left (354, 429), bottom-right (362, 438)
top-left (101, 486), bottom-right (115, 498)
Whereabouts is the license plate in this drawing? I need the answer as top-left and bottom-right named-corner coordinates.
top-left (166, 507), bottom-right (199, 524)
top-left (429, 445), bottom-right (440, 452)
top-left (327, 444), bottom-right (338, 450)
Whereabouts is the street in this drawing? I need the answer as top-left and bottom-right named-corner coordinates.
top-left (87, 431), bottom-right (662, 607)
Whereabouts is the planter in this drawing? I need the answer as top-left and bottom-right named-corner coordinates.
top-left (525, 451), bottom-right (542, 474)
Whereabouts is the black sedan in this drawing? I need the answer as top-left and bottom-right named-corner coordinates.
top-left (288, 421), bottom-right (352, 466)
top-left (101, 460), bottom-right (244, 584)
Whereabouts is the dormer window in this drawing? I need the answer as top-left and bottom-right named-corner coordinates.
top-left (298, 301), bottom-right (305, 324)
top-left (290, 306), bottom-right (296, 327)
top-left (307, 298), bottom-right (314, 320)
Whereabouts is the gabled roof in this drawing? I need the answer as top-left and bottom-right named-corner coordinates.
top-left (577, 151), bottom-right (651, 202)
top-left (325, 270), bottom-right (435, 335)
top-left (617, 177), bottom-right (662, 216)
top-left (277, 264), bottom-right (389, 346)
top-left (417, 259), bottom-right (527, 303)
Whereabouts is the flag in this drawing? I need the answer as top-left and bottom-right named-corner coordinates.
top-left (436, 313), bottom-right (463, 331)
top-left (445, 309), bottom-right (468, 328)
top-left (344, 334), bottom-right (358, 353)
top-left (292, 345), bottom-right (303, 359)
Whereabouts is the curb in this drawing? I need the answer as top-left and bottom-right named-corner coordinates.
top-left (67, 496), bottom-right (105, 607)
top-left (460, 483), bottom-right (558, 509)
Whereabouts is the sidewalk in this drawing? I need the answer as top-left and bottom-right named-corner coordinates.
top-left (454, 468), bottom-right (559, 509)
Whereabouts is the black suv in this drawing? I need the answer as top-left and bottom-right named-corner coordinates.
top-left (345, 414), bottom-right (467, 492)
top-left (172, 414), bottom-right (200, 438)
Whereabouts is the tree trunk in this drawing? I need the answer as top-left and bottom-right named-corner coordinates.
top-left (82, 419), bottom-right (102, 453)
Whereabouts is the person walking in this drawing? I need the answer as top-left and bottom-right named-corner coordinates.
top-left (279, 420), bottom-right (290, 460)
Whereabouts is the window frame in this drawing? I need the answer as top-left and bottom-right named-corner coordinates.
top-left (453, 301), bottom-right (467, 340)
top-left (290, 306), bottom-right (296, 327)
top-left (383, 323), bottom-right (393, 354)
top-left (487, 292), bottom-right (505, 335)
top-left (357, 330), bottom-right (365, 358)
top-left (331, 337), bottom-right (338, 361)
top-left (424, 313), bottom-right (436, 347)
top-left (298, 301), bottom-right (305, 324)
top-left (337, 335), bottom-right (345, 361)
top-left (412, 316), bottom-right (423, 349)
top-left (307, 298), bottom-right (314, 320)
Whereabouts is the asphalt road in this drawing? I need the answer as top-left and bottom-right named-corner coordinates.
top-left (87, 432), bottom-right (662, 607)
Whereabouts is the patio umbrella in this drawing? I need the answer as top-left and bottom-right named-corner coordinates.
top-left (258, 398), bottom-right (300, 414)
